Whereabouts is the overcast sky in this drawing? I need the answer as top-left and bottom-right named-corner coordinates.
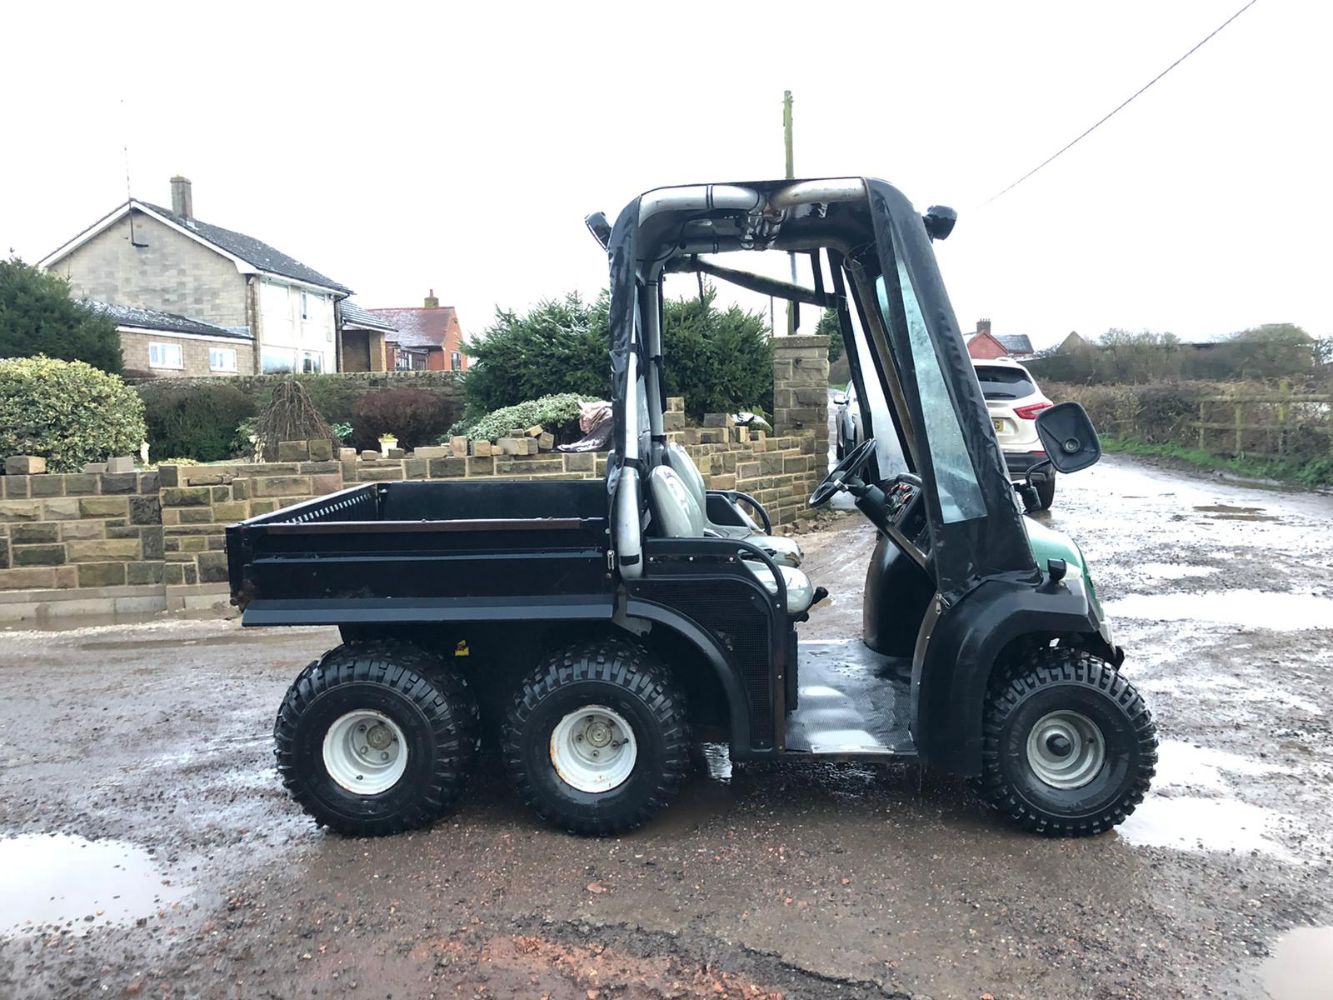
top-left (3, 1), bottom-right (1328, 349)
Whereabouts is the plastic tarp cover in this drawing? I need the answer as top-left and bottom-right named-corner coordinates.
top-left (605, 198), bottom-right (643, 508)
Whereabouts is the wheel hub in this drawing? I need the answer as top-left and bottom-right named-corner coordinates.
top-left (550, 705), bottom-right (637, 794)
top-left (323, 710), bottom-right (407, 795)
top-left (1025, 710), bottom-right (1105, 790)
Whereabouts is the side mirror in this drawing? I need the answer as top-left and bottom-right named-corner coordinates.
top-left (831, 392), bottom-right (847, 406)
top-left (922, 205), bottom-right (957, 242)
top-left (1035, 402), bottom-right (1101, 473)
top-left (584, 212), bottom-right (612, 250)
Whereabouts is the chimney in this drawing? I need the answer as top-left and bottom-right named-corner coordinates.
top-left (424, 288), bottom-right (439, 309)
top-left (170, 176), bottom-right (193, 220)
top-left (976, 318), bottom-right (992, 337)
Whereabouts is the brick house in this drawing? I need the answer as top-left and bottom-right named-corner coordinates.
top-left (965, 319), bottom-right (1035, 361)
top-left (370, 291), bottom-right (469, 372)
top-left (39, 177), bottom-right (353, 377)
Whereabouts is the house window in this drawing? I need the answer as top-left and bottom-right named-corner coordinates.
top-left (301, 291), bottom-right (309, 320)
top-left (261, 347), bottom-right (296, 373)
top-left (450, 351), bottom-right (462, 371)
top-left (209, 347), bottom-right (238, 372)
top-left (148, 342), bottom-right (184, 369)
top-left (301, 351), bottom-right (323, 374)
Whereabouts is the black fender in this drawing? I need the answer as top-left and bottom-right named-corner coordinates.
top-left (623, 598), bottom-right (753, 752)
top-left (912, 574), bottom-right (1118, 777)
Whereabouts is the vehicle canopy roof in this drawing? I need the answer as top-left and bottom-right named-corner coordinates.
top-left (602, 177), bottom-right (1038, 604)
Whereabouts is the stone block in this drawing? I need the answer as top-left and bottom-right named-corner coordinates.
top-left (699, 429), bottom-right (728, 445)
top-left (138, 471), bottom-right (160, 494)
top-left (702, 413), bottom-right (735, 428)
top-left (525, 424), bottom-right (544, 438)
top-left (538, 432), bottom-right (555, 451)
top-left (736, 426), bottom-right (750, 443)
top-left (156, 465), bottom-right (179, 487)
top-left (360, 450), bottom-right (380, 462)
top-left (41, 498), bottom-right (81, 520)
top-left (129, 495), bottom-right (162, 525)
top-left (311, 473), bottom-right (343, 494)
top-left (28, 476), bottom-right (62, 498)
top-left (79, 497), bottom-right (130, 518)
top-left (78, 562), bottom-right (127, 588)
top-left (107, 456), bottom-right (137, 474)
top-left (466, 457), bottom-right (495, 477)
top-left (413, 446), bottom-right (449, 460)
top-left (99, 473), bottom-right (138, 494)
top-left (142, 527), bottom-right (164, 561)
top-left (63, 474), bottom-right (99, 496)
top-left (65, 538), bottom-right (139, 562)
top-left (179, 536), bottom-right (208, 553)
top-left (0, 566), bottom-right (57, 590)
top-left (307, 438), bottom-right (334, 462)
top-left (13, 544), bottom-right (66, 566)
top-left (451, 437), bottom-right (470, 457)
top-left (59, 521), bottom-right (105, 541)
top-left (106, 524), bottom-right (139, 540)
top-left (709, 474), bottom-right (737, 491)
top-left (563, 453), bottom-right (595, 473)
top-left (277, 440), bottom-right (310, 462)
top-left (339, 448), bottom-right (359, 462)
top-left (179, 508), bottom-right (214, 525)
top-left (663, 412), bottom-right (685, 431)
top-left (666, 396), bottom-right (685, 413)
top-left (2, 477), bottom-right (31, 499)
top-left (252, 476), bottom-right (313, 498)
top-left (428, 457), bottom-right (467, 478)
top-left (498, 438), bottom-right (522, 456)
top-left (161, 487), bottom-right (212, 507)
top-left (197, 552), bottom-right (230, 583)
top-left (403, 458), bottom-right (430, 479)
top-left (471, 440), bottom-right (493, 457)
top-left (82, 463), bottom-right (108, 474)
top-left (4, 456), bottom-right (45, 476)
top-left (784, 455), bottom-right (813, 474)
top-left (386, 448), bottom-right (406, 460)
top-left (0, 500), bottom-right (43, 522)
top-left (251, 500), bottom-right (278, 516)
top-left (12, 523), bottom-right (59, 545)
top-left (127, 562), bottom-right (164, 586)
top-left (163, 562), bottom-right (185, 586)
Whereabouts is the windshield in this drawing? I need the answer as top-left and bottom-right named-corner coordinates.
top-left (877, 266), bottom-right (986, 524)
top-left (974, 365), bottom-right (1036, 401)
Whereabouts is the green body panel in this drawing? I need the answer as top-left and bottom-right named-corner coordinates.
top-left (1022, 515), bottom-right (1104, 618)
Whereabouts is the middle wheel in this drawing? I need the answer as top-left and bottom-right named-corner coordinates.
top-left (502, 638), bottom-right (689, 835)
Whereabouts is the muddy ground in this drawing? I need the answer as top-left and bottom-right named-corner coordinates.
top-left (1, 454), bottom-right (1331, 999)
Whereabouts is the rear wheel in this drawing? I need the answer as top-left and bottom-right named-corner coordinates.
top-left (980, 647), bottom-right (1156, 837)
top-left (274, 642), bottom-right (479, 837)
top-left (502, 638), bottom-right (689, 835)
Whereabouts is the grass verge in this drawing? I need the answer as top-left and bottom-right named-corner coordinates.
top-left (1103, 436), bottom-right (1333, 489)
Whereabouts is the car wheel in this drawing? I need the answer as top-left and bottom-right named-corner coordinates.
top-left (980, 647), bottom-right (1156, 837)
top-left (502, 638), bottom-right (689, 836)
top-left (1027, 476), bottom-right (1056, 512)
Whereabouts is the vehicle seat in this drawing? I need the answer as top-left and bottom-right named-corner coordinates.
top-left (663, 442), bottom-right (803, 567)
top-left (648, 465), bottom-right (815, 616)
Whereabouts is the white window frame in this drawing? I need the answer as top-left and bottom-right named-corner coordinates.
top-left (300, 291), bottom-right (309, 320)
top-left (148, 341), bottom-right (184, 370)
top-left (301, 350), bottom-right (323, 374)
top-left (209, 347), bottom-right (238, 372)
top-left (450, 351), bottom-right (462, 371)
top-left (261, 347), bottom-right (296, 374)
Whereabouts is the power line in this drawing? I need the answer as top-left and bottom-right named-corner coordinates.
top-left (983, 0), bottom-right (1261, 206)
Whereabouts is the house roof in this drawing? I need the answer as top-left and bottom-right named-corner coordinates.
top-left (995, 334), bottom-right (1034, 355)
top-left (369, 305), bottom-right (458, 349)
top-left (88, 300), bottom-right (253, 341)
top-left (137, 202), bottom-right (353, 294)
top-left (341, 300), bottom-right (397, 332)
top-left (41, 199), bottom-right (352, 295)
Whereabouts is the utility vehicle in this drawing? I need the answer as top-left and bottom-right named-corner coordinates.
top-left (227, 177), bottom-right (1156, 839)
top-left (973, 357), bottom-right (1058, 511)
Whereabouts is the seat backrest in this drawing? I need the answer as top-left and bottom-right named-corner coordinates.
top-left (665, 442), bottom-right (708, 512)
top-left (648, 466), bottom-right (706, 538)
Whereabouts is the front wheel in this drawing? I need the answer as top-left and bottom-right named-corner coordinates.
top-left (502, 639), bottom-right (689, 835)
top-left (980, 648), bottom-right (1156, 837)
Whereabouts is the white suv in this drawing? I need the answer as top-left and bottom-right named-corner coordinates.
top-left (972, 357), bottom-right (1056, 511)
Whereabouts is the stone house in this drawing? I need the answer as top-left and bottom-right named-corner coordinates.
top-left (39, 177), bottom-right (353, 377)
top-left (337, 301), bottom-right (396, 372)
top-left (371, 291), bottom-right (469, 372)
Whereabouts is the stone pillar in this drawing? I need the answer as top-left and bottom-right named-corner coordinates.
top-left (772, 334), bottom-right (829, 451)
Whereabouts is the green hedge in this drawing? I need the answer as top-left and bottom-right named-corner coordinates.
top-left (0, 356), bottom-right (145, 471)
top-left (137, 380), bottom-right (257, 462)
top-left (461, 393), bottom-right (585, 443)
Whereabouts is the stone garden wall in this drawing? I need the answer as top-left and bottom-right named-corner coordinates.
top-left (0, 337), bottom-right (828, 622)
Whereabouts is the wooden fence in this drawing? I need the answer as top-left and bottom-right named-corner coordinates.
top-left (1195, 386), bottom-right (1333, 460)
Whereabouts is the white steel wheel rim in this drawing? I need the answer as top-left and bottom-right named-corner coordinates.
top-left (1025, 709), bottom-right (1105, 790)
top-left (322, 710), bottom-right (408, 795)
top-left (550, 704), bottom-right (638, 794)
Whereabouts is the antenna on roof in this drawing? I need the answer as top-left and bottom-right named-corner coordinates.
top-left (121, 97), bottom-right (147, 248)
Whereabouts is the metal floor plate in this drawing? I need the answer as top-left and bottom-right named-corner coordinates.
top-left (784, 639), bottom-right (916, 756)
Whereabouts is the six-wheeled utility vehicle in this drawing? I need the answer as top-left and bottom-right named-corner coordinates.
top-left (227, 176), bottom-right (1156, 839)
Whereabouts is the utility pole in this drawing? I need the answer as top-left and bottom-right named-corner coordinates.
top-left (783, 90), bottom-right (797, 336)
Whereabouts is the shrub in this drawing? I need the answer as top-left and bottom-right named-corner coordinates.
top-left (256, 380), bottom-right (333, 460)
top-left (136, 380), bottom-right (258, 463)
top-left (461, 286), bottom-right (772, 421)
top-left (0, 356), bottom-right (145, 471)
top-left (0, 258), bottom-right (124, 373)
top-left (352, 388), bottom-right (450, 450)
top-left (463, 393), bottom-right (586, 443)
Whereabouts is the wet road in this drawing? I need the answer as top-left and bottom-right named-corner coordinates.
top-left (2, 455), bottom-right (1332, 999)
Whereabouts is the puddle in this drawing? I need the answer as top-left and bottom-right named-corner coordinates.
top-left (1193, 504), bottom-right (1278, 521)
top-left (0, 834), bottom-right (187, 935)
top-left (1105, 590), bottom-right (1333, 631)
top-left (1117, 796), bottom-right (1292, 858)
top-left (1134, 562), bottom-right (1219, 581)
top-left (1262, 926), bottom-right (1333, 999)
top-left (1152, 740), bottom-right (1288, 792)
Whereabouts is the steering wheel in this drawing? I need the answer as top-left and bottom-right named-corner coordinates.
top-left (809, 438), bottom-right (877, 507)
